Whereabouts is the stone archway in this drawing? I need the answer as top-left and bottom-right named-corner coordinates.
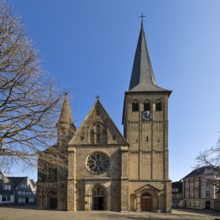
top-left (84, 180), bottom-right (112, 211)
top-left (141, 193), bottom-right (152, 211)
top-left (134, 184), bottom-right (161, 212)
top-left (47, 190), bottom-right (57, 209)
top-left (92, 185), bottom-right (106, 210)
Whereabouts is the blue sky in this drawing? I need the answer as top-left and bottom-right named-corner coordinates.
top-left (6, 0), bottom-right (220, 182)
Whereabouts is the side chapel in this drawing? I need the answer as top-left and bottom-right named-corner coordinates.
top-left (37, 21), bottom-right (172, 212)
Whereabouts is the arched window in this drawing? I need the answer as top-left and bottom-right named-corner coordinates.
top-left (102, 129), bottom-right (107, 144)
top-left (132, 100), bottom-right (139, 112)
top-left (96, 124), bottom-right (100, 144)
top-left (90, 122), bottom-right (108, 144)
top-left (156, 100), bottom-right (162, 111)
top-left (144, 100), bottom-right (150, 111)
top-left (90, 130), bottom-right (94, 144)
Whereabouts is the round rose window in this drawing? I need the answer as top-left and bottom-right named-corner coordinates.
top-left (86, 152), bottom-right (110, 174)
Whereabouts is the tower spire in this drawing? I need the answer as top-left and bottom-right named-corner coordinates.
top-left (57, 93), bottom-right (76, 146)
top-left (129, 21), bottom-right (169, 92)
top-left (58, 93), bottom-right (74, 124)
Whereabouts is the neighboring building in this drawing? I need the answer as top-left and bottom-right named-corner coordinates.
top-left (214, 190), bottom-right (220, 211)
top-left (172, 181), bottom-right (183, 208)
top-left (0, 171), bottom-right (14, 205)
top-left (183, 166), bottom-right (220, 210)
top-left (37, 21), bottom-right (172, 212)
top-left (0, 171), bottom-right (36, 206)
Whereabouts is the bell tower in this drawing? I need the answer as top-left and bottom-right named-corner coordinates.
top-left (56, 93), bottom-right (76, 210)
top-left (122, 20), bottom-right (172, 212)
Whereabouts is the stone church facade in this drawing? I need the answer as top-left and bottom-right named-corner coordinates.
top-left (37, 22), bottom-right (172, 212)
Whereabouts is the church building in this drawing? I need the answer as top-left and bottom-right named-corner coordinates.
top-left (37, 21), bottom-right (172, 212)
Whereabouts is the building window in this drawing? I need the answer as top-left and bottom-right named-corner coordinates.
top-left (102, 129), bottom-right (107, 144)
top-left (206, 190), bottom-right (211, 197)
top-left (2, 195), bottom-right (6, 202)
top-left (3, 184), bottom-right (11, 190)
top-left (90, 130), bottom-right (94, 144)
top-left (91, 123), bottom-right (107, 144)
top-left (132, 101), bottom-right (139, 112)
top-left (86, 152), bottom-right (110, 174)
top-left (97, 133), bottom-right (100, 143)
top-left (144, 100), bottom-right (150, 111)
top-left (2, 195), bottom-right (10, 202)
top-left (93, 186), bottom-right (105, 196)
top-left (96, 124), bottom-right (100, 144)
top-left (156, 100), bottom-right (162, 111)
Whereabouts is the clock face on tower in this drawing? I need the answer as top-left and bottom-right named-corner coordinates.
top-left (141, 111), bottom-right (153, 121)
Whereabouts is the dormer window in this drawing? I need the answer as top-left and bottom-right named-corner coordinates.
top-left (156, 100), bottom-right (162, 111)
top-left (132, 100), bottom-right (139, 112)
top-left (144, 100), bottom-right (150, 111)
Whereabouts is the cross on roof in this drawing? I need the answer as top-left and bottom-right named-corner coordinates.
top-left (139, 12), bottom-right (146, 24)
top-left (96, 95), bottom-right (100, 100)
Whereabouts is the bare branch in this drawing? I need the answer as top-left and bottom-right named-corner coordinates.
top-left (0, 0), bottom-right (67, 176)
top-left (195, 140), bottom-right (220, 188)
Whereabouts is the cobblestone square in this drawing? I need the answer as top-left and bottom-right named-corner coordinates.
top-left (0, 207), bottom-right (219, 220)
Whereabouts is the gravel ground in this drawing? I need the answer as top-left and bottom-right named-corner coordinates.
top-left (0, 207), bottom-right (219, 220)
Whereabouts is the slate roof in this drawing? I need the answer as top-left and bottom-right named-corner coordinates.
top-left (129, 23), bottom-right (171, 94)
top-left (8, 177), bottom-right (26, 189)
top-left (183, 166), bottom-right (216, 179)
top-left (0, 175), bottom-right (26, 194)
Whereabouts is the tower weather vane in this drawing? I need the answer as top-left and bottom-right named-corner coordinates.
top-left (139, 12), bottom-right (146, 24)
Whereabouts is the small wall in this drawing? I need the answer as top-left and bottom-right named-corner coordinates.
top-left (214, 199), bottom-right (220, 211)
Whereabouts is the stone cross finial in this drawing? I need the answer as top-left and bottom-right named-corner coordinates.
top-left (96, 95), bottom-right (100, 100)
top-left (139, 12), bottom-right (146, 24)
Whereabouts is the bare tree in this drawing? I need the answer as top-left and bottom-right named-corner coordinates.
top-left (196, 139), bottom-right (220, 188)
top-left (0, 0), bottom-right (66, 174)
